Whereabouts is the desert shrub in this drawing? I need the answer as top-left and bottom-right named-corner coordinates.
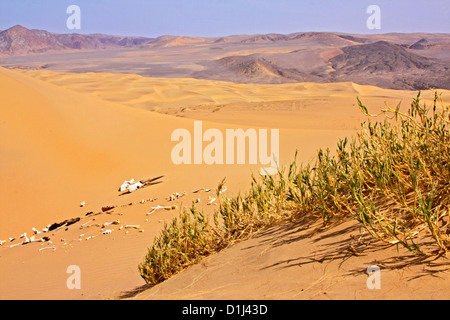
top-left (139, 92), bottom-right (450, 285)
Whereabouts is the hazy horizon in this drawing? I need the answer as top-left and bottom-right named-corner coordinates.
top-left (0, 0), bottom-right (449, 38)
top-left (2, 23), bottom-right (450, 39)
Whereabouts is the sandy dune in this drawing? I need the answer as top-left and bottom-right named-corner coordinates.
top-left (15, 69), bottom-right (449, 123)
top-left (0, 67), bottom-right (448, 299)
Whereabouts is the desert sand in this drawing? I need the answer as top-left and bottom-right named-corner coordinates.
top-left (0, 66), bottom-right (449, 299)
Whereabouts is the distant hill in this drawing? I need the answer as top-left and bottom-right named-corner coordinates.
top-left (0, 25), bottom-right (155, 55)
top-left (331, 41), bottom-right (436, 73)
top-left (329, 41), bottom-right (450, 90)
top-left (194, 55), bottom-right (313, 84)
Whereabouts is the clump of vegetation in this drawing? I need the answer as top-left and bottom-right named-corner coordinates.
top-left (139, 92), bottom-right (450, 285)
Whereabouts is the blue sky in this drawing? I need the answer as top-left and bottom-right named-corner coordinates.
top-left (0, 0), bottom-right (449, 37)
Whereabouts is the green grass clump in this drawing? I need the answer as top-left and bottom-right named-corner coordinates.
top-left (139, 92), bottom-right (450, 285)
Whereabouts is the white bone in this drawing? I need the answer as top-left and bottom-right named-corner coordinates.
top-left (103, 229), bottom-right (113, 235)
top-left (127, 182), bottom-right (143, 193)
top-left (125, 225), bottom-right (141, 229)
top-left (10, 242), bottom-right (24, 248)
top-left (147, 205), bottom-right (176, 215)
top-left (147, 205), bottom-right (166, 215)
top-left (119, 179), bottom-right (143, 193)
top-left (39, 247), bottom-right (56, 252)
top-left (119, 179), bottom-right (135, 192)
top-left (81, 219), bottom-right (94, 228)
top-left (103, 220), bottom-right (120, 227)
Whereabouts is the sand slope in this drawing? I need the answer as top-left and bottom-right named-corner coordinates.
top-left (133, 218), bottom-right (450, 300)
top-left (1, 68), bottom-right (449, 299)
top-left (0, 67), bottom-right (178, 238)
top-left (0, 67), bottom-right (346, 299)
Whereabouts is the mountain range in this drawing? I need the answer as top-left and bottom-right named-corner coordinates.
top-left (1, 25), bottom-right (449, 90)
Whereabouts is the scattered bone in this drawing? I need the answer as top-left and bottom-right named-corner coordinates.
top-left (82, 223), bottom-right (101, 229)
top-left (102, 220), bottom-right (120, 228)
top-left (9, 236), bottom-right (48, 248)
top-left (32, 227), bottom-right (41, 235)
top-left (219, 186), bottom-right (228, 194)
top-left (119, 179), bottom-right (136, 192)
top-left (81, 219), bottom-right (94, 228)
top-left (147, 205), bottom-right (177, 215)
top-left (205, 189), bottom-right (211, 192)
top-left (147, 205), bottom-right (166, 215)
top-left (103, 229), bottom-right (113, 235)
top-left (125, 225), bottom-right (141, 230)
top-left (102, 206), bottom-right (115, 212)
top-left (19, 233), bottom-right (31, 244)
top-left (80, 201), bottom-right (86, 207)
top-left (207, 197), bottom-right (216, 205)
top-left (120, 198), bottom-right (156, 208)
top-left (48, 217), bottom-right (81, 231)
top-left (194, 198), bottom-right (201, 203)
top-left (119, 178), bottom-right (153, 194)
top-left (192, 188), bottom-right (204, 193)
top-left (9, 238), bottom-right (15, 242)
top-left (168, 192), bottom-right (186, 201)
top-left (105, 212), bottom-right (123, 217)
top-left (0, 240), bottom-right (5, 246)
top-left (39, 247), bottom-right (56, 252)
top-left (127, 181), bottom-right (144, 193)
